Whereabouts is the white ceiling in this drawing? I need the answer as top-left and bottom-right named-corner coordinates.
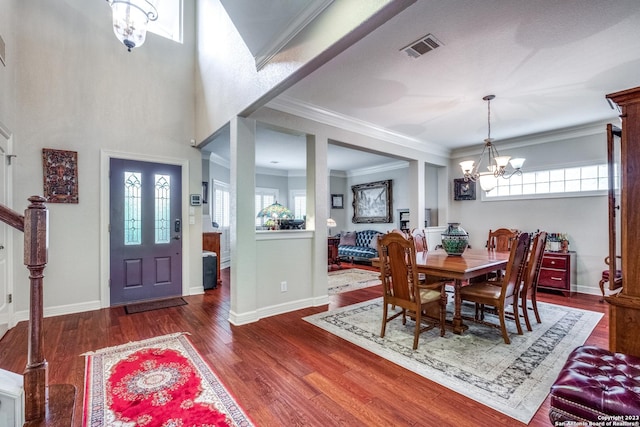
top-left (208, 0), bottom-right (640, 172)
top-left (205, 124), bottom-right (404, 172)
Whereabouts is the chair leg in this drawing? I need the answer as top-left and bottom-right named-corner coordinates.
top-left (439, 287), bottom-right (447, 337)
top-left (381, 303), bottom-right (388, 338)
top-left (599, 278), bottom-right (607, 303)
top-left (521, 293), bottom-right (532, 332)
top-left (512, 298), bottom-right (523, 336)
top-left (497, 307), bottom-right (511, 344)
top-left (413, 310), bottom-right (421, 350)
top-left (531, 292), bottom-right (541, 324)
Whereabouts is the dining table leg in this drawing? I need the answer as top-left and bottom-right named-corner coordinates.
top-left (452, 278), bottom-right (465, 334)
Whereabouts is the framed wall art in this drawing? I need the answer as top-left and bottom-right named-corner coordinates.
top-left (42, 148), bottom-right (79, 203)
top-left (454, 178), bottom-right (476, 201)
top-left (352, 179), bottom-right (392, 223)
top-left (331, 194), bottom-right (344, 209)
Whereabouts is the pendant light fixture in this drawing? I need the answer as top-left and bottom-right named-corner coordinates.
top-left (106, 0), bottom-right (158, 52)
top-left (460, 95), bottom-right (525, 192)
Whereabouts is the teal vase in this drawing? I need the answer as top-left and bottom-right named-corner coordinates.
top-left (441, 223), bottom-right (469, 256)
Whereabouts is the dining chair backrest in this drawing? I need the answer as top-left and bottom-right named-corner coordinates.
top-left (500, 232), bottom-right (531, 299)
top-left (488, 228), bottom-right (519, 251)
top-left (411, 228), bottom-right (428, 253)
top-left (378, 232), bottom-right (419, 303)
top-left (522, 231), bottom-right (547, 294)
top-left (519, 231), bottom-right (547, 330)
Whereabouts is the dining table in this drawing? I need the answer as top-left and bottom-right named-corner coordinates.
top-left (374, 248), bottom-right (510, 335)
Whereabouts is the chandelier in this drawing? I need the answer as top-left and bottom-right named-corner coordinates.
top-left (106, 0), bottom-right (158, 52)
top-left (459, 95), bottom-right (525, 192)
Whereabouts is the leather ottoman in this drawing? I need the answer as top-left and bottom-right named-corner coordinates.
top-left (549, 345), bottom-right (640, 424)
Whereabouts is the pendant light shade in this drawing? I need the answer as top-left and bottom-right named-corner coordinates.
top-left (107, 0), bottom-right (158, 52)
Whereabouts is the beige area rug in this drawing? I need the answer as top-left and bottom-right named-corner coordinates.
top-left (304, 298), bottom-right (602, 424)
top-left (328, 268), bottom-right (381, 295)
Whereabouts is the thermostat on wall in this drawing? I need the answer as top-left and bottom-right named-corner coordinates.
top-left (190, 194), bottom-right (202, 206)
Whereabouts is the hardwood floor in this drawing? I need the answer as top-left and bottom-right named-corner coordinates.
top-left (0, 266), bottom-right (608, 426)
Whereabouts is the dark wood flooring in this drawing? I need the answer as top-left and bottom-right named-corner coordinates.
top-left (0, 264), bottom-right (608, 426)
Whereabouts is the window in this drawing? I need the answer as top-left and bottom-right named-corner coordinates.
top-left (255, 187), bottom-right (278, 227)
top-left (213, 180), bottom-right (230, 228)
top-left (123, 171), bottom-right (142, 245)
top-left (290, 190), bottom-right (306, 220)
top-left (154, 174), bottom-right (171, 244)
top-left (485, 163), bottom-right (617, 200)
top-left (148, 0), bottom-right (183, 44)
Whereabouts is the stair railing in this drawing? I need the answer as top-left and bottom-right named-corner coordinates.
top-left (0, 196), bottom-right (49, 423)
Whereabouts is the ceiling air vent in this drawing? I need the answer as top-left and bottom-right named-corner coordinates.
top-left (401, 33), bottom-right (443, 59)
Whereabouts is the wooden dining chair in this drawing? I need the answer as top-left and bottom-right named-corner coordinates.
top-left (519, 231), bottom-right (547, 331)
top-left (483, 228), bottom-right (520, 281)
top-left (411, 228), bottom-right (455, 291)
top-left (599, 255), bottom-right (622, 302)
top-left (487, 228), bottom-right (519, 251)
top-left (378, 232), bottom-right (446, 350)
top-left (410, 228), bottom-right (428, 252)
top-left (459, 232), bottom-right (530, 344)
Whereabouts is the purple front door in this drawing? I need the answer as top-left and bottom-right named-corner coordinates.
top-left (109, 158), bottom-right (182, 305)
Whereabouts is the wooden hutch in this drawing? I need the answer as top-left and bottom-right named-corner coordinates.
top-left (605, 86), bottom-right (640, 357)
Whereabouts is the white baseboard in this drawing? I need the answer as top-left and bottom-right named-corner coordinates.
top-left (574, 284), bottom-right (602, 296)
top-left (228, 295), bottom-right (329, 326)
top-left (13, 300), bottom-right (102, 324)
top-left (189, 286), bottom-right (205, 295)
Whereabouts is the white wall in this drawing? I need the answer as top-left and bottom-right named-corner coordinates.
top-left (194, 0), bottom-right (410, 143)
top-left (0, 2), bottom-right (16, 129)
top-left (344, 166), bottom-right (410, 234)
top-left (329, 173), bottom-right (348, 233)
top-left (6, 0), bottom-right (200, 318)
top-left (449, 124), bottom-right (611, 295)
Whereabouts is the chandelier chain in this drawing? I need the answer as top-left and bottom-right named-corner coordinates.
top-left (487, 96), bottom-right (491, 141)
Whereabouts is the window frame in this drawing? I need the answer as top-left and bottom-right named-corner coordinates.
top-left (255, 187), bottom-right (279, 227)
top-left (290, 189), bottom-right (306, 220)
top-left (148, 0), bottom-right (183, 44)
top-left (212, 180), bottom-right (230, 228)
top-left (480, 162), bottom-right (617, 202)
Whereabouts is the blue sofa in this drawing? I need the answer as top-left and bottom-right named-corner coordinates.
top-left (337, 229), bottom-right (383, 263)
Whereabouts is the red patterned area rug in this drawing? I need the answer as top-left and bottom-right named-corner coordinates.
top-left (82, 332), bottom-right (253, 426)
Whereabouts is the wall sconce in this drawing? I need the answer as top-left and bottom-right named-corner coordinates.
top-left (106, 0), bottom-right (158, 52)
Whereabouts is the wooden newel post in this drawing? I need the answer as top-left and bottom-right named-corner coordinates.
top-left (22, 196), bottom-right (49, 423)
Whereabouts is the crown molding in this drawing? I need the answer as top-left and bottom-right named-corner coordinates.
top-left (452, 119), bottom-right (615, 158)
top-left (267, 95), bottom-right (451, 158)
top-left (255, 0), bottom-right (334, 70)
top-left (208, 152), bottom-right (230, 169)
top-left (329, 170), bottom-right (348, 178)
top-left (256, 167), bottom-right (307, 177)
top-left (346, 160), bottom-right (408, 177)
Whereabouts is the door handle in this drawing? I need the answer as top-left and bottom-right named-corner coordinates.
top-left (173, 235), bottom-right (181, 240)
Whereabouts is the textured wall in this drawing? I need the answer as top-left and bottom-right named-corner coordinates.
top-left (8, 0), bottom-right (200, 316)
